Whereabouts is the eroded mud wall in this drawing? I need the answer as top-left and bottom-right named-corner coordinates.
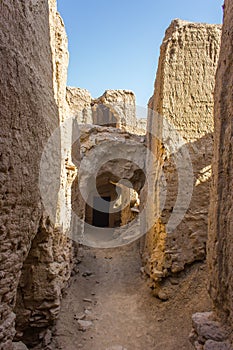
top-left (0, 1), bottom-right (60, 348)
top-left (208, 0), bottom-right (233, 328)
top-left (143, 20), bottom-right (221, 296)
top-left (0, 0), bottom-right (75, 348)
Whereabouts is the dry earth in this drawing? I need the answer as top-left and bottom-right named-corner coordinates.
top-left (49, 239), bottom-right (212, 350)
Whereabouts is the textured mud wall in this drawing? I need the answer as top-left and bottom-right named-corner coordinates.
top-left (208, 0), bottom-right (233, 329)
top-left (66, 87), bottom-right (93, 123)
top-left (49, 0), bottom-right (69, 121)
top-left (143, 20), bottom-right (221, 296)
top-left (14, 1), bottom-right (76, 346)
top-left (0, 1), bottom-right (74, 348)
top-left (136, 118), bottom-right (147, 135)
top-left (0, 1), bottom-right (59, 348)
top-left (190, 3), bottom-right (233, 347)
top-left (92, 90), bottom-right (136, 129)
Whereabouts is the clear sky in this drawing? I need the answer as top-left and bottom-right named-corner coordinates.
top-left (57, 0), bottom-right (223, 108)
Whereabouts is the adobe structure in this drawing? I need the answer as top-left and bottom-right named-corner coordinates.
top-left (0, 0), bottom-right (233, 349)
top-left (66, 87), bottom-right (147, 134)
top-left (0, 1), bottom-right (75, 348)
top-left (190, 0), bottom-right (233, 348)
top-left (142, 20), bottom-right (222, 298)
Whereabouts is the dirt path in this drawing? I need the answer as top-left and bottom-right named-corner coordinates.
top-left (51, 240), bottom-right (211, 350)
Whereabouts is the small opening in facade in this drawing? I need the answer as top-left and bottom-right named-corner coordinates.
top-left (92, 196), bottom-right (111, 227)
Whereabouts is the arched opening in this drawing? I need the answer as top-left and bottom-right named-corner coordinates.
top-left (85, 178), bottom-right (121, 228)
top-left (84, 164), bottom-right (145, 230)
top-left (71, 130), bottom-right (147, 246)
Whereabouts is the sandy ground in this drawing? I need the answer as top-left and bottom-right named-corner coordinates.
top-left (50, 240), bottom-right (211, 350)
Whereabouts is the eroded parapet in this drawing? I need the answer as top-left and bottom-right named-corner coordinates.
top-left (66, 88), bottom-right (147, 134)
top-left (92, 90), bottom-right (136, 130)
top-left (142, 19), bottom-right (221, 298)
top-left (66, 87), bottom-right (93, 123)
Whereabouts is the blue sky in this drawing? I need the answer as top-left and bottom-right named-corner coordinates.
top-left (57, 0), bottom-right (223, 108)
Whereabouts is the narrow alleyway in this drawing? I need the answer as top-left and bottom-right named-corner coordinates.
top-left (51, 240), bottom-right (211, 350)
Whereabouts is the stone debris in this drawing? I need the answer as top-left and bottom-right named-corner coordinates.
top-left (72, 265), bottom-right (80, 275)
top-left (74, 313), bottom-right (86, 320)
top-left (204, 340), bottom-right (233, 350)
top-left (105, 346), bottom-right (128, 350)
top-left (82, 271), bottom-right (93, 277)
top-left (77, 320), bottom-right (93, 332)
top-left (190, 312), bottom-right (231, 349)
top-left (83, 310), bottom-right (95, 321)
top-left (156, 289), bottom-right (169, 301)
top-left (192, 312), bottom-right (228, 342)
top-left (13, 342), bottom-right (29, 350)
top-left (84, 309), bottom-right (92, 315)
top-left (140, 267), bottom-right (145, 274)
top-left (192, 340), bottom-right (233, 350)
top-left (42, 329), bottom-right (52, 347)
top-left (83, 298), bottom-right (93, 303)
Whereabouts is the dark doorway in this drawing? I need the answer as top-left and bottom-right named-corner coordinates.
top-left (92, 196), bottom-right (111, 227)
